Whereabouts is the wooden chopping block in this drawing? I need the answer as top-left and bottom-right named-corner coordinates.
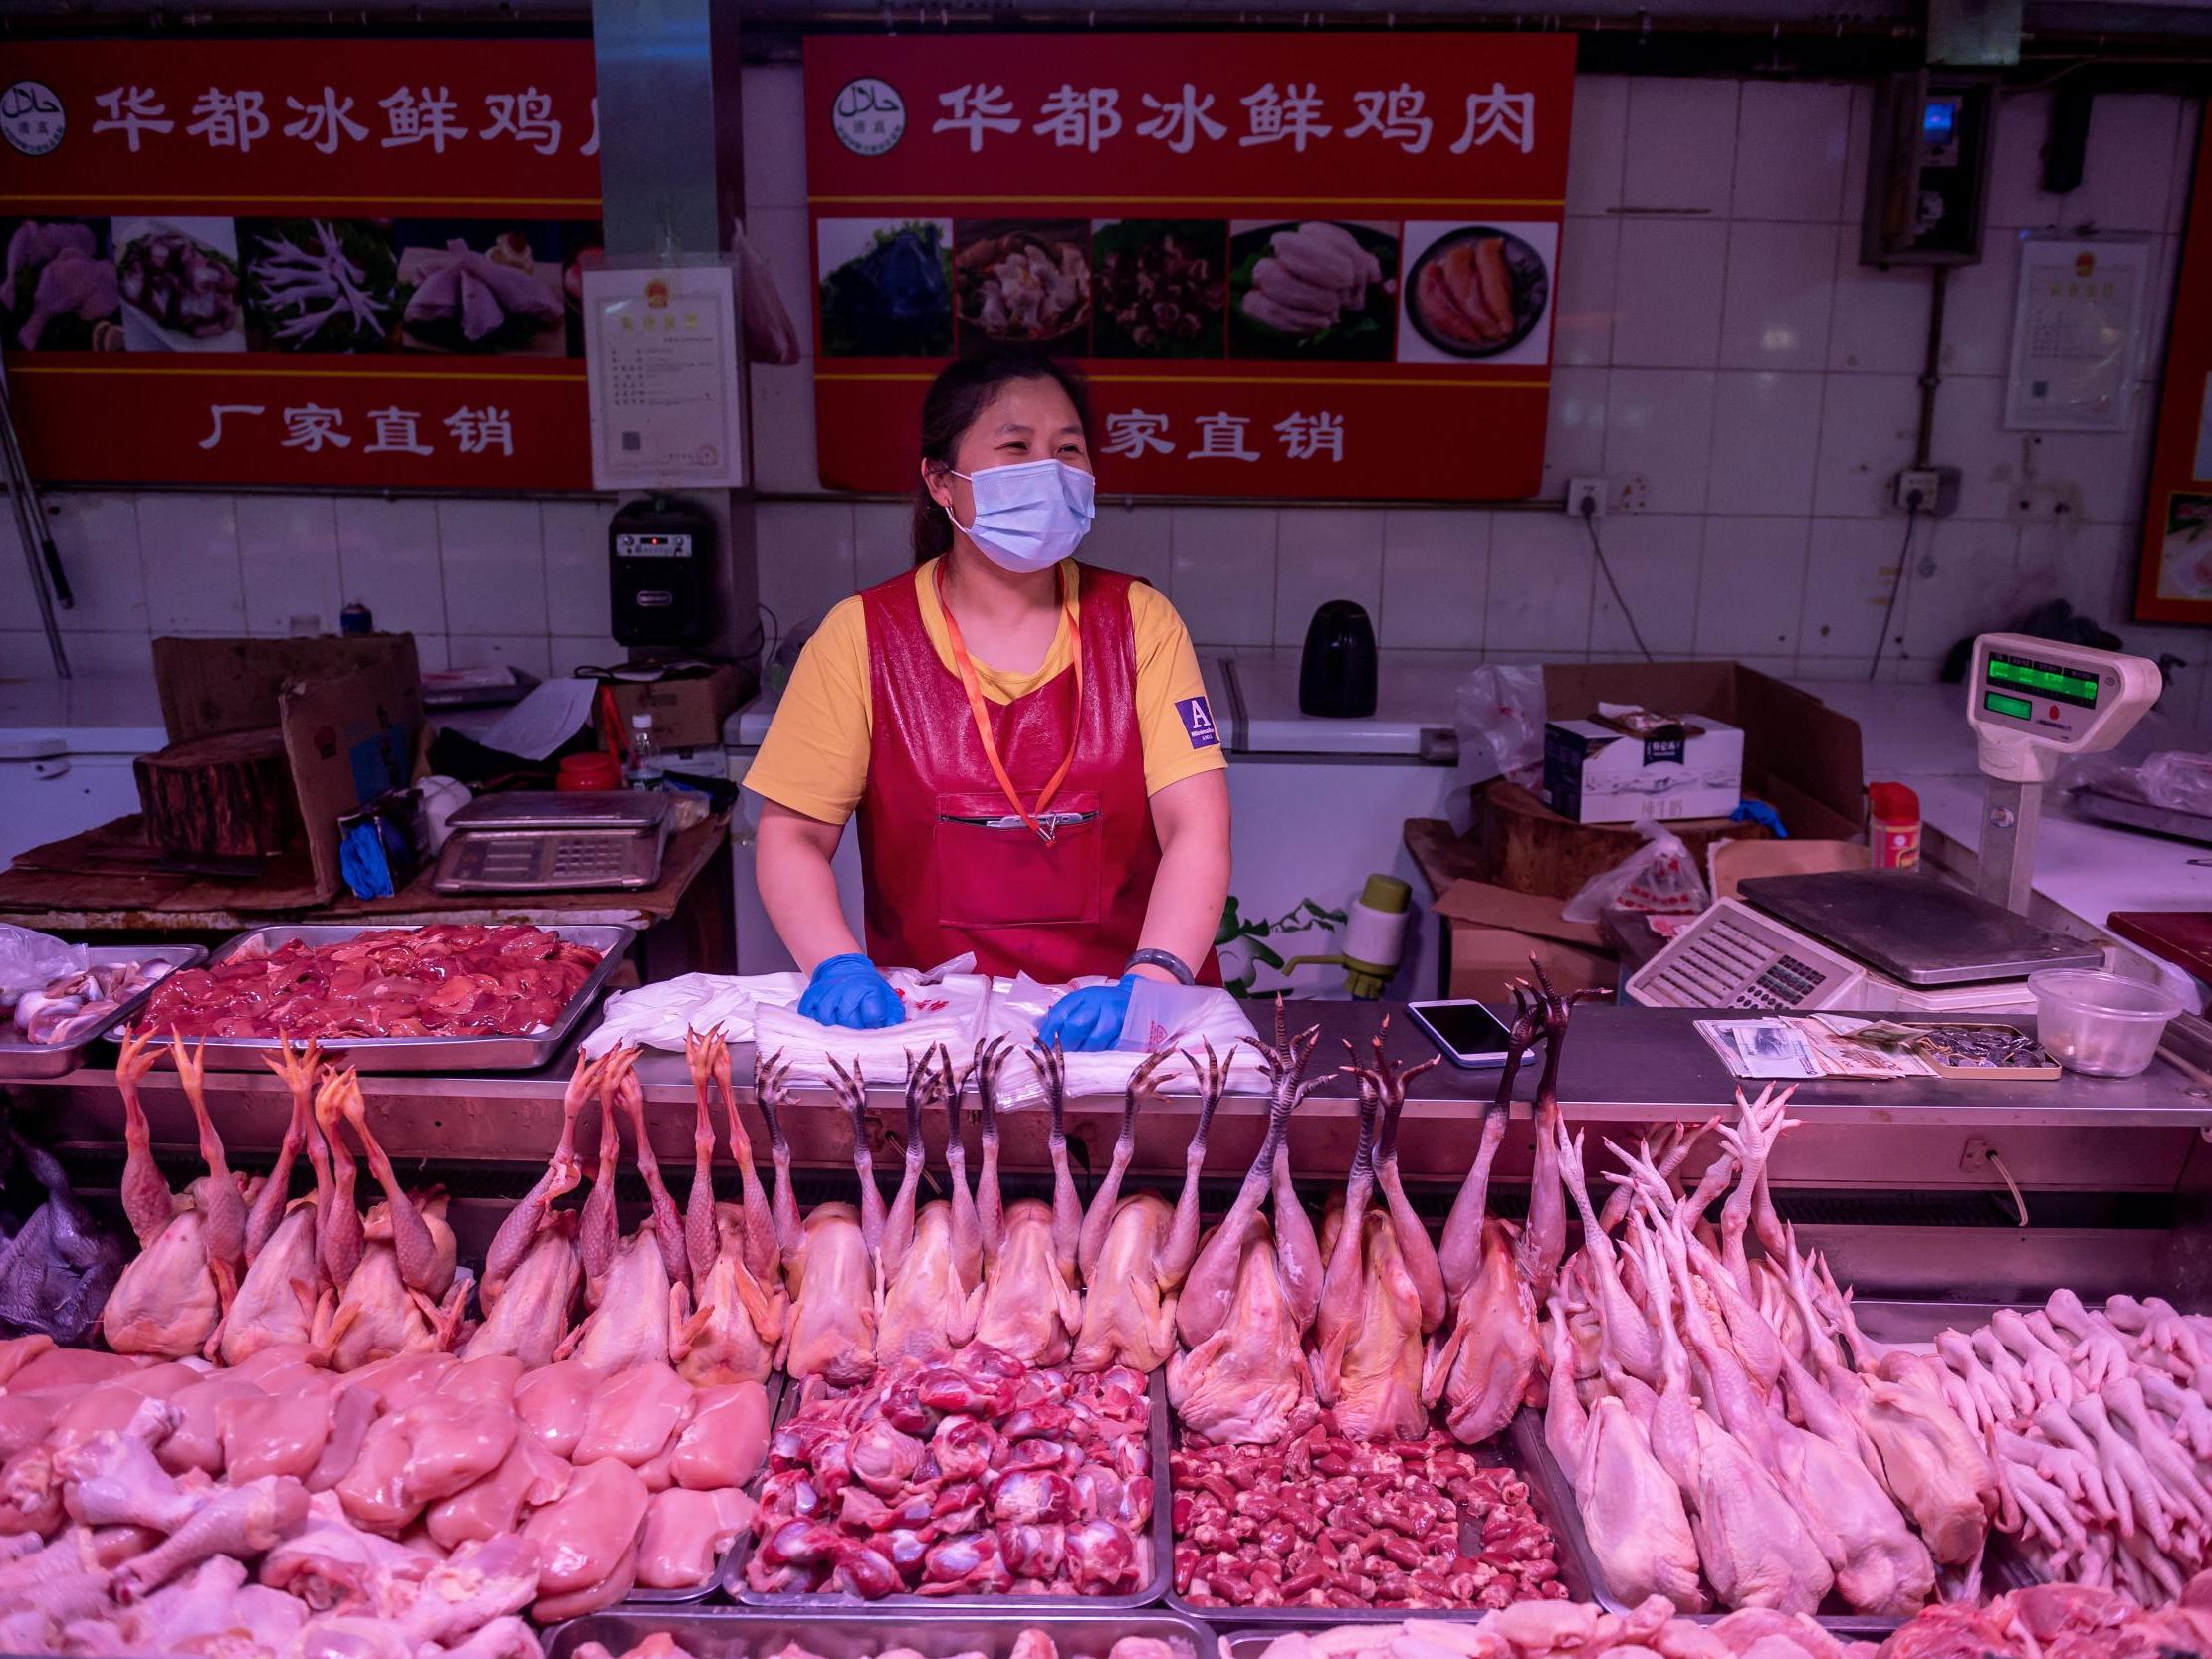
top-left (1469, 779), bottom-right (1767, 899)
top-left (133, 727), bottom-right (301, 860)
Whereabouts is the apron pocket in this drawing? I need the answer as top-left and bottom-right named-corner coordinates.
top-left (934, 790), bottom-right (1102, 930)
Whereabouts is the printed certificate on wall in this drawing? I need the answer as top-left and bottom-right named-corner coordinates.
top-left (582, 263), bottom-right (745, 490)
top-left (2003, 234), bottom-right (2150, 433)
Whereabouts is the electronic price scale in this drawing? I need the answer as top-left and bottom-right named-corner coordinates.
top-left (431, 792), bottom-right (672, 894)
top-left (1629, 634), bottom-right (2164, 1012)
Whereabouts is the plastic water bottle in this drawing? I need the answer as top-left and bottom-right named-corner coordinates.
top-left (624, 713), bottom-right (665, 790)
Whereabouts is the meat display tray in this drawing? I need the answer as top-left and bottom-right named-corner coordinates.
top-left (546, 1608), bottom-right (1217, 1659)
top-left (0, 945), bottom-right (207, 1081)
top-left (116, 924), bottom-right (634, 1073)
top-left (719, 1367), bottom-right (1173, 1612)
top-left (620, 1372), bottom-right (786, 1606)
top-left (1165, 1406), bottom-right (1596, 1628)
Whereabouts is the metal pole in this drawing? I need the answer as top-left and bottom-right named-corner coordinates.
top-left (1977, 776), bottom-right (2043, 915)
top-left (0, 368), bottom-right (69, 679)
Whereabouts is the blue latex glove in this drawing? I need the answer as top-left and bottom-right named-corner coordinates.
top-left (1731, 798), bottom-right (1788, 839)
top-left (799, 953), bottom-right (905, 1030)
top-left (1037, 975), bottom-right (1136, 1052)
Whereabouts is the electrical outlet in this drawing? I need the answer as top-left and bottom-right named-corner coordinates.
top-left (1565, 478), bottom-right (1605, 519)
top-left (1892, 465), bottom-right (1960, 517)
top-left (1960, 1135), bottom-right (1993, 1174)
top-left (1895, 469), bottom-right (1940, 512)
top-left (1617, 473), bottom-right (1651, 514)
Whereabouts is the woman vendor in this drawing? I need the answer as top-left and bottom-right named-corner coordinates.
top-left (744, 345), bottom-right (1231, 1051)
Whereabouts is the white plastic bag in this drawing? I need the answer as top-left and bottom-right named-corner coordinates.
top-left (1562, 821), bottom-right (1710, 925)
top-left (0, 926), bottom-right (87, 1002)
top-left (2138, 751), bottom-right (2212, 817)
top-left (1454, 665), bottom-right (1546, 790)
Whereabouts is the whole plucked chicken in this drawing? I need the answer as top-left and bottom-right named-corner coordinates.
top-left (1314, 1027), bottom-right (1445, 1442)
top-left (1169, 1003), bottom-right (1327, 1445)
top-left (778, 1054), bottom-right (883, 1387)
top-left (671, 1031), bottom-right (787, 1385)
top-left (1424, 982), bottom-right (1546, 1445)
top-left (872, 1044), bottom-right (984, 1366)
top-left (101, 1033), bottom-right (234, 1358)
top-left (1072, 1045), bottom-right (1217, 1373)
top-left (967, 1042), bottom-right (1085, 1366)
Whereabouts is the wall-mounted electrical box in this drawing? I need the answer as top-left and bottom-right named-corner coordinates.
top-left (610, 495), bottom-right (717, 651)
top-left (1862, 70), bottom-right (2000, 268)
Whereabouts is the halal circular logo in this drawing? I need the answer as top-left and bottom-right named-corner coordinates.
top-left (0, 81), bottom-right (65, 157)
top-left (831, 78), bottom-right (906, 156)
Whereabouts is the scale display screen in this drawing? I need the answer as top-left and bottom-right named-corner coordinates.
top-left (1985, 652), bottom-right (2101, 710)
top-left (1983, 689), bottom-right (2035, 721)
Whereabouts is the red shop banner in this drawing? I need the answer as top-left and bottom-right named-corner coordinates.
top-left (2134, 112), bottom-right (2212, 622)
top-left (803, 31), bottom-right (1577, 501)
top-left (0, 39), bottom-right (600, 489)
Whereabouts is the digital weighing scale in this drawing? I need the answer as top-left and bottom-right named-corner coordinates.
top-left (1628, 633), bottom-right (2163, 1012)
top-left (431, 791), bottom-right (671, 894)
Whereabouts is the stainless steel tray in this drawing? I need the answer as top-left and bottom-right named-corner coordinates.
top-left (623, 1371), bottom-right (785, 1606)
top-left (0, 945), bottom-right (206, 1080)
top-left (1167, 1406), bottom-right (1593, 1627)
top-left (723, 1367), bottom-right (1171, 1611)
top-left (546, 1609), bottom-right (1217, 1659)
top-left (118, 924), bottom-right (633, 1073)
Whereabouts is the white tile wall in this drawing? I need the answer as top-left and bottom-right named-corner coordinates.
top-left (10, 69), bottom-right (2205, 727)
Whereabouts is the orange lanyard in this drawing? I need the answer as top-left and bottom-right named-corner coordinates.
top-left (935, 562), bottom-right (1084, 844)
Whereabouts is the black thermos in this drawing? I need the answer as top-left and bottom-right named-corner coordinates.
top-left (1298, 599), bottom-right (1378, 719)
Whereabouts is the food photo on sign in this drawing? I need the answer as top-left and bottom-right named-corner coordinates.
top-left (111, 214), bottom-right (244, 351)
top-left (1089, 218), bottom-right (1225, 356)
top-left (953, 216), bottom-right (1092, 349)
top-left (238, 216), bottom-right (400, 352)
top-left (1398, 218), bottom-right (1555, 364)
top-left (0, 216), bottom-right (119, 351)
top-left (392, 220), bottom-right (569, 356)
top-left (818, 215), bottom-right (955, 356)
top-left (1229, 218), bottom-right (1398, 359)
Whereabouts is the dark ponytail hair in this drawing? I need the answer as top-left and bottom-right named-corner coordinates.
top-left (912, 345), bottom-right (1094, 565)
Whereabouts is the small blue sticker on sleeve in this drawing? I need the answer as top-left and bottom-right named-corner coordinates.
top-left (1177, 696), bottom-right (1219, 749)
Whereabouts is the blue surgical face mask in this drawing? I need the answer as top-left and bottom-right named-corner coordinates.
top-left (947, 458), bottom-right (1095, 573)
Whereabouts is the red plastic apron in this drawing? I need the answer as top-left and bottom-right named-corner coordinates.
top-left (856, 561), bottom-right (1214, 985)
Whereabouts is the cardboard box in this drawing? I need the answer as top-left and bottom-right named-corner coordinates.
top-left (1543, 714), bottom-right (1746, 824)
top-left (153, 634), bottom-right (418, 742)
top-left (609, 664), bottom-right (748, 751)
top-left (1542, 662), bottom-right (1864, 841)
top-left (148, 637), bottom-right (423, 903)
top-left (1431, 878), bottom-right (1615, 1003)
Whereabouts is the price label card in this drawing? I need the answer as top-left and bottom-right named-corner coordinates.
top-left (583, 264), bottom-right (745, 489)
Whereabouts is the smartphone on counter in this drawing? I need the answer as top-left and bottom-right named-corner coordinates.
top-left (1404, 999), bottom-right (1518, 1068)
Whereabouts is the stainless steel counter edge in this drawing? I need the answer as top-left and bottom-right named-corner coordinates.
top-left (8, 1008), bottom-right (2203, 1141)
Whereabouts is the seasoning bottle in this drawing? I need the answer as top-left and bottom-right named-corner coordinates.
top-left (1868, 781), bottom-right (1921, 869)
top-left (625, 713), bottom-right (664, 790)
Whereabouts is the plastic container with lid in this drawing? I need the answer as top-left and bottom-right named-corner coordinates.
top-left (1868, 781), bottom-right (1921, 870)
top-left (2026, 968), bottom-right (2186, 1078)
top-left (557, 752), bottom-right (622, 791)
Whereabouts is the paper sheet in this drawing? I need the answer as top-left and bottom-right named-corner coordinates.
top-left (480, 678), bottom-right (599, 761)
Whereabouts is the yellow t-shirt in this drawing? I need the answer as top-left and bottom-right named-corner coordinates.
top-left (745, 560), bottom-right (1226, 825)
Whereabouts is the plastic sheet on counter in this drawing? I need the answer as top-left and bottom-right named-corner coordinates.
top-left (586, 967), bottom-right (1265, 1103)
